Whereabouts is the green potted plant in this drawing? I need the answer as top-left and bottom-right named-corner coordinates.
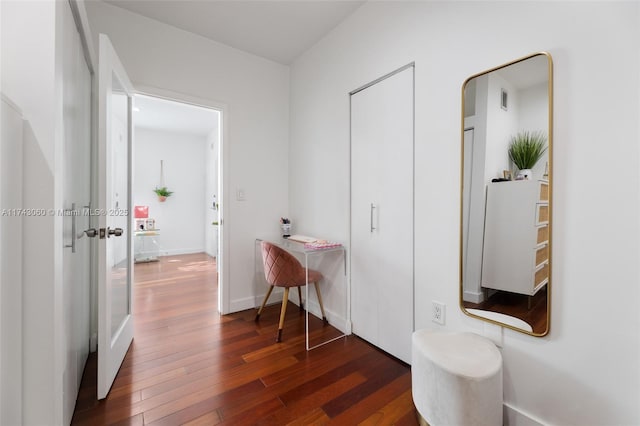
top-left (508, 131), bottom-right (547, 180)
top-left (153, 186), bottom-right (173, 202)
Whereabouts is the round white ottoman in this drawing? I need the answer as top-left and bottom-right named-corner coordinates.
top-left (412, 330), bottom-right (503, 426)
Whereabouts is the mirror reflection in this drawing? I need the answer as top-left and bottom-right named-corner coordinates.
top-left (110, 72), bottom-right (131, 337)
top-left (460, 52), bottom-right (552, 336)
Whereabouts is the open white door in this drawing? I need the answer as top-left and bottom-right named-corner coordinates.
top-left (97, 34), bottom-right (135, 399)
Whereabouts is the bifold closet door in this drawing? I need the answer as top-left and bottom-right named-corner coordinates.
top-left (350, 66), bottom-right (414, 364)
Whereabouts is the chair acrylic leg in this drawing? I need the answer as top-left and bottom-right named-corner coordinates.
top-left (255, 285), bottom-right (274, 322)
top-left (277, 288), bottom-right (289, 342)
top-left (313, 282), bottom-right (328, 324)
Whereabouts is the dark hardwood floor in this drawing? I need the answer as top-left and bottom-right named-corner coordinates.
top-left (72, 253), bottom-right (418, 425)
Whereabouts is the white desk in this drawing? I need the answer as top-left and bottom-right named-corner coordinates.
top-left (134, 229), bottom-right (161, 263)
top-left (255, 238), bottom-right (347, 350)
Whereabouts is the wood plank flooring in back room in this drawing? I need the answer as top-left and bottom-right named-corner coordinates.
top-left (72, 253), bottom-right (419, 425)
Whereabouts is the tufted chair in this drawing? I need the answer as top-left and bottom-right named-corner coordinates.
top-left (255, 241), bottom-right (327, 342)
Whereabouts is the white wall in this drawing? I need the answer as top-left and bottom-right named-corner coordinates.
top-left (2, 2), bottom-right (95, 423)
top-left (1, 1), bottom-right (62, 424)
top-left (518, 82), bottom-right (548, 134)
top-left (485, 72), bottom-right (517, 181)
top-left (86, 1), bottom-right (290, 313)
top-left (289, 2), bottom-right (639, 425)
top-left (134, 128), bottom-right (207, 256)
top-left (1, 0), bottom-right (57, 169)
top-left (519, 82), bottom-right (550, 179)
top-left (0, 95), bottom-right (24, 426)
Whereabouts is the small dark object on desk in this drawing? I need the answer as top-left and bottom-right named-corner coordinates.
top-left (491, 178), bottom-right (511, 183)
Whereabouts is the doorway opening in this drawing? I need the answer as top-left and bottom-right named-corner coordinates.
top-left (131, 94), bottom-right (223, 309)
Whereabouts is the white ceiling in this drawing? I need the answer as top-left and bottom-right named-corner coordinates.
top-left (134, 95), bottom-right (219, 137)
top-left (103, 0), bottom-right (365, 65)
top-left (110, 1), bottom-right (364, 134)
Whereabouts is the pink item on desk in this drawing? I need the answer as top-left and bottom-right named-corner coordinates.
top-left (304, 241), bottom-right (342, 250)
top-left (134, 206), bottom-right (149, 218)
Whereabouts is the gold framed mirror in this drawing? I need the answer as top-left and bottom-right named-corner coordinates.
top-left (460, 52), bottom-right (553, 336)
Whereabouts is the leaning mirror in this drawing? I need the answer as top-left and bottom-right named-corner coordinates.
top-left (460, 52), bottom-right (553, 336)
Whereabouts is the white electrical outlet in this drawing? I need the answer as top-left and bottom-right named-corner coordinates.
top-left (432, 301), bottom-right (446, 325)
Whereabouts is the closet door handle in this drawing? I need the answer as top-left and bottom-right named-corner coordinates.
top-left (370, 203), bottom-right (376, 233)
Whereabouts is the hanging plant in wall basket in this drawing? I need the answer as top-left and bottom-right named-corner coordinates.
top-left (154, 160), bottom-right (173, 202)
top-left (153, 186), bottom-right (173, 202)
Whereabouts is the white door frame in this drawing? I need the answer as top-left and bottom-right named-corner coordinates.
top-left (132, 85), bottom-right (230, 315)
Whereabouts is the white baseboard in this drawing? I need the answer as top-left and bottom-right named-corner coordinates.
top-left (463, 290), bottom-right (484, 304)
top-left (158, 248), bottom-right (206, 257)
top-left (300, 298), bottom-right (348, 334)
top-left (229, 290), bottom-right (350, 335)
top-left (229, 296), bottom-right (259, 313)
top-left (90, 333), bottom-right (97, 352)
top-left (504, 402), bottom-right (545, 426)
top-left (242, 286), bottom-right (283, 309)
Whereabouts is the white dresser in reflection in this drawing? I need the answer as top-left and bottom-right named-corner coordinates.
top-left (482, 179), bottom-right (549, 296)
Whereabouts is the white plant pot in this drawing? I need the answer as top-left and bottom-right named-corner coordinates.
top-left (517, 169), bottom-right (532, 180)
